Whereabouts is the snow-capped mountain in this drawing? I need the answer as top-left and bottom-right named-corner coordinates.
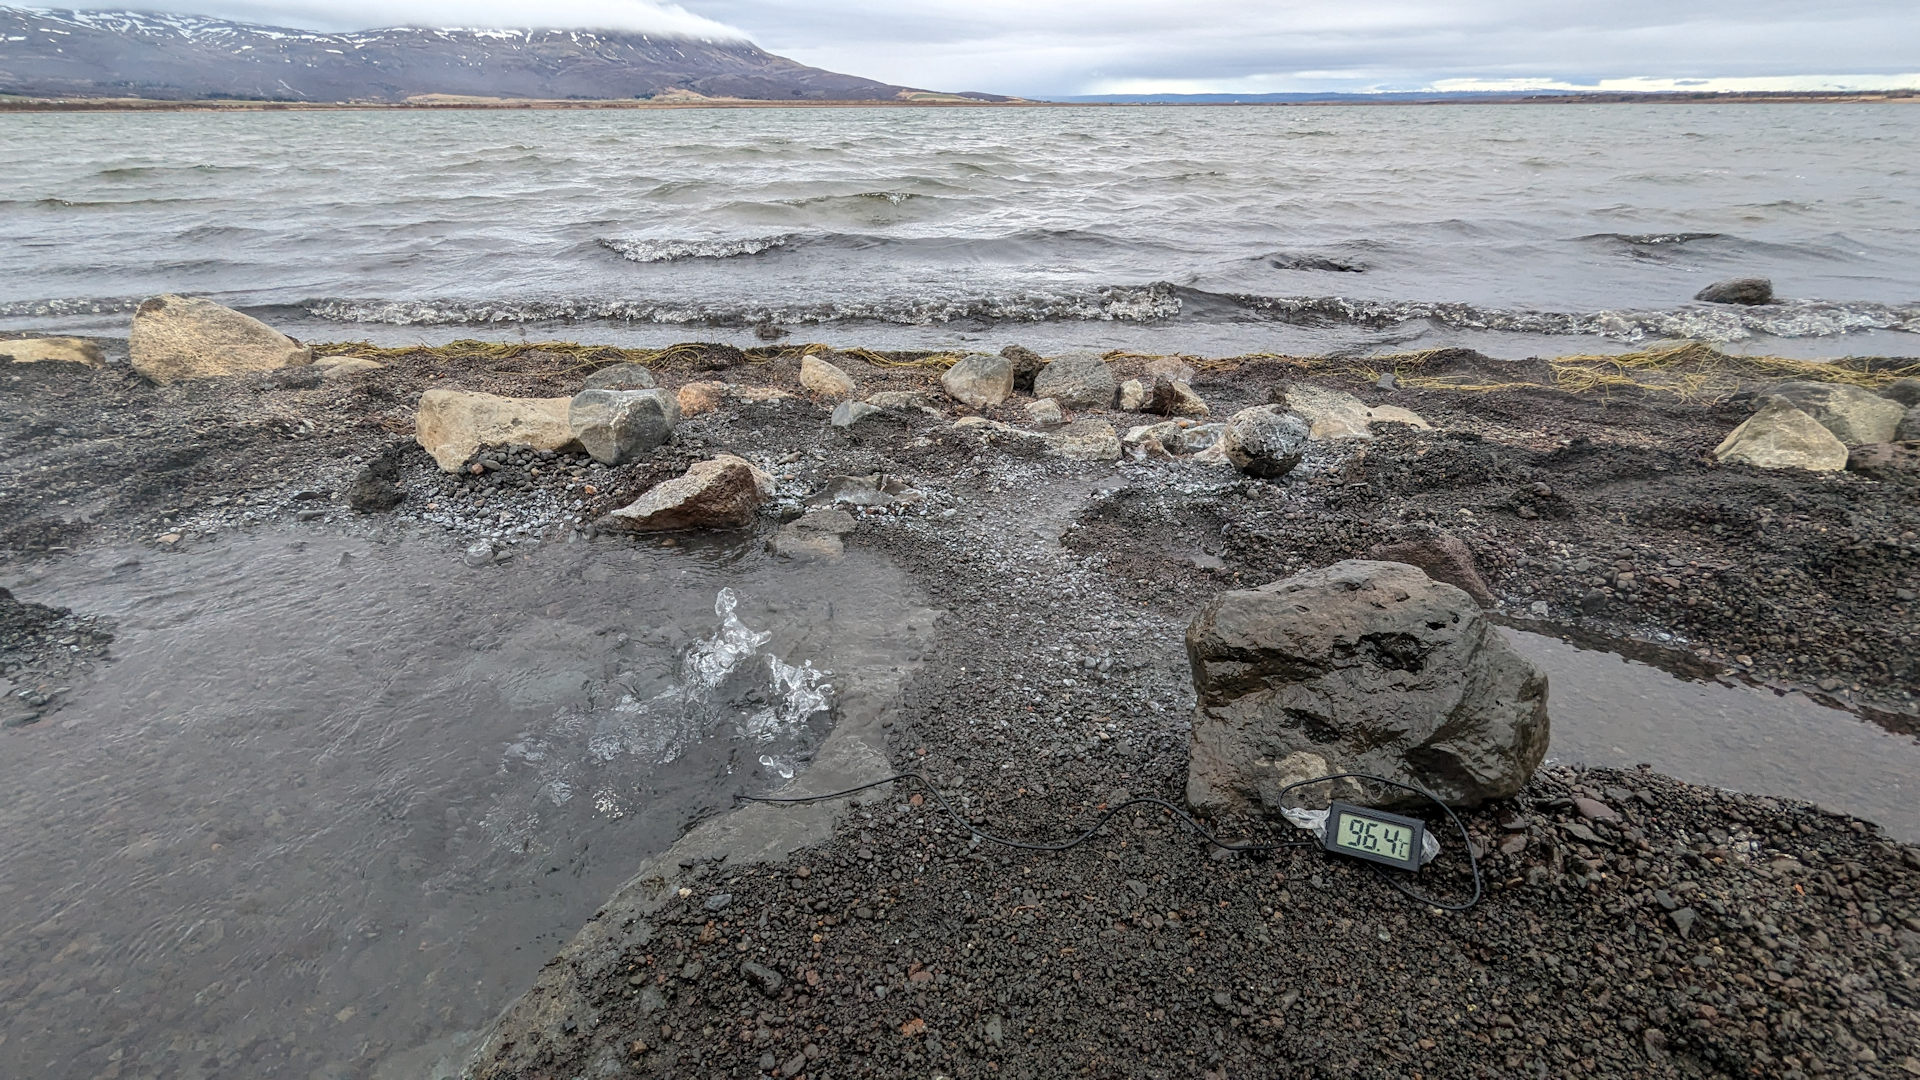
top-left (0, 6), bottom-right (989, 102)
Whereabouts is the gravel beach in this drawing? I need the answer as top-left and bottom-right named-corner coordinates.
top-left (3, 335), bottom-right (1917, 1079)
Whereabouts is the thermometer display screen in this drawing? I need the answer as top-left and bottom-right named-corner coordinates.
top-left (1322, 803), bottom-right (1427, 871)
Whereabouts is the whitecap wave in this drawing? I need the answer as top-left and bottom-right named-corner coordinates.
top-left (599, 235), bottom-right (792, 263)
top-left (1229, 294), bottom-right (1920, 343)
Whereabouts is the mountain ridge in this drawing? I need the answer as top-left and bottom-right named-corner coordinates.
top-left (0, 6), bottom-right (1005, 103)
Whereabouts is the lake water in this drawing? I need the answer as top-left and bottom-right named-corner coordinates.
top-left (2, 104), bottom-right (1917, 358)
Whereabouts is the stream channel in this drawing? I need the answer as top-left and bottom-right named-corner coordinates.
top-left (0, 531), bottom-right (936, 1080)
top-left (1, 531), bottom-right (1915, 1079)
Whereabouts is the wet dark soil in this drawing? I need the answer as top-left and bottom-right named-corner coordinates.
top-left (4, 340), bottom-right (1919, 1080)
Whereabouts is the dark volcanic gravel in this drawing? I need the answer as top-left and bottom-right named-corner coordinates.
top-left (4, 339), bottom-right (1919, 1079)
top-left (476, 767), bottom-right (1920, 1080)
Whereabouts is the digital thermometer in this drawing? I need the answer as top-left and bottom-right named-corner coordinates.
top-left (1322, 802), bottom-right (1427, 872)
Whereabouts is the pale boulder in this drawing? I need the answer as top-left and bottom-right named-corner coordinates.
top-left (1283, 385), bottom-right (1373, 440)
top-left (415, 388), bottom-right (578, 472)
top-left (129, 294), bottom-right (311, 384)
top-left (1367, 404), bottom-right (1431, 430)
top-left (799, 355), bottom-right (857, 400)
top-left (1713, 396), bottom-right (1849, 472)
top-left (598, 455), bottom-right (773, 532)
top-left (0, 337), bottom-right (103, 367)
top-left (315, 355), bottom-right (385, 379)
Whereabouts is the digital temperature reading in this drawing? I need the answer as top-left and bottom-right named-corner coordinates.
top-left (1322, 802), bottom-right (1427, 872)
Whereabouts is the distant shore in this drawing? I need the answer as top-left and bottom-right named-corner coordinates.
top-left (2, 89), bottom-right (1915, 113)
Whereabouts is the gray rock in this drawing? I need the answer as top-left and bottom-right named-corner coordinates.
top-left (768, 509), bottom-right (855, 559)
top-left (346, 447), bottom-right (405, 513)
top-left (1033, 352), bottom-right (1117, 410)
top-left (1025, 398), bottom-right (1065, 426)
top-left (1897, 404), bottom-right (1920, 442)
top-left (1694, 277), bottom-right (1773, 305)
top-left (1760, 380), bottom-right (1906, 446)
top-left (581, 363), bottom-right (656, 391)
top-left (1376, 373), bottom-right (1398, 391)
top-left (829, 400), bottom-right (885, 428)
top-left (1712, 396), bottom-right (1848, 471)
top-left (866, 390), bottom-right (939, 412)
top-left (568, 388), bottom-right (679, 465)
top-left (1220, 405), bottom-right (1310, 478)
top-left (704, 892), bottom-right (733, 911)
top-left (1883, 378), bottom-right (1920, 408)
top-left (940, 353), bottom-right (1014, 408)
top-left (1185, 560), bottom-right (1550, 813)
top-left (1146, 377), bottom-right (1209, 418)
top-left (1847, 442), bottom-right (1920, 481)
top-left (463, 541), bottom-right (498, 568)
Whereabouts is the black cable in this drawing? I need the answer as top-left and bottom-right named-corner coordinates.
top-left (1269, 772), bottom-right (1484, 912)
top-left (739, 768), bottom-right (1484, 911)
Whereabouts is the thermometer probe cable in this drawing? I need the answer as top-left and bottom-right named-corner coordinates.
top-left (738, 770), bottom-right (1483, 912)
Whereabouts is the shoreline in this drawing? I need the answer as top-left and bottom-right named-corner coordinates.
top-left (3, 90), bottom-right (1916, 113)
top-left (3, 334), bottom-right (1918, 1078)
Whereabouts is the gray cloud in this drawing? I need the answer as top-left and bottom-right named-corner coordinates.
top-left (114, 0), bottom-right (1920, 95)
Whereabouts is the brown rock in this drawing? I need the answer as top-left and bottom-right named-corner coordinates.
top-left (1367, 530), bottom-right (1495, 607)
top-left (598, 455), bottom-right (772, 532)
top-left (799, 355), bottom-right (857, 400)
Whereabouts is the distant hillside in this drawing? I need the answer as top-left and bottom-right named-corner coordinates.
top-left (0, 6), bottom-right (1007, 103)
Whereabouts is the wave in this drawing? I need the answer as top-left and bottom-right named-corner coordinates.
top-left (1577, 232), bottom-right (1724, 247)
top-left (302, 284), bottom-right (1184, 326)
top-left (0, 296), bottom-right (145, 318)
top-left (598, 235), bottom-right (793, 264)
top-left (1222, 293), bottom-right (1920, 343)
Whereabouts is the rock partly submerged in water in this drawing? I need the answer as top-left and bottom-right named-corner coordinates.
top-left (1760, 380), bottom-right (1907, 447)
top-left (1185, 560), bottom-right (1550, 814)
top-left (0, 336), bottom-right (104, 367)
top-left (130, 294), bottom-right (312, 385)
top-left (415, 388), bottom-right (579, 472)
top-left (569, 388), bottom-right (679, 465)
top-left (1713, 396), bottom-right (1849, 472)
top-left (1694, 277), bottom-right (1774, 305)
top-left (768, 508), bottom-right (856, 559)
top-left (1220, 405), bottom-right (1309, 478)
top-left (599, 454), bottom-right (772, 532)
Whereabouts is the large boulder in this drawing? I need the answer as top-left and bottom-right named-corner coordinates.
top-left (1760, 381), bottom-right (1906, 446)
top-left (940, 353), bottom-right (1014, 408)
top-left (0, 337), bottom-right (103, 367)
top-left (415, 388), bottom-right (578, 472)
top-left (129, 295), bottom-right (311, 384)
top-left (598, 455), bottom-right (772, 532)
top-left (1713, 397), bottom-right (1849, 471)
top-left (1033, 352), bottom-right (1117, 409)
top-left (1220, 405), bottom-right (1309, 478)
top-left (568, 388), bottom-right (679, 465)
top-left (799, 355), bottom-right (857, 400)
top-left (582, 363), bottom-right (657, 391)
top-left (1694, 277), bottom-right (1773, 305)
top-left (1185, 560), bottom-right (1550, 814)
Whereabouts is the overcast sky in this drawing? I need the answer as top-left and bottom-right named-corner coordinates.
top-left (139, 0), bottom-right (1920, 97)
